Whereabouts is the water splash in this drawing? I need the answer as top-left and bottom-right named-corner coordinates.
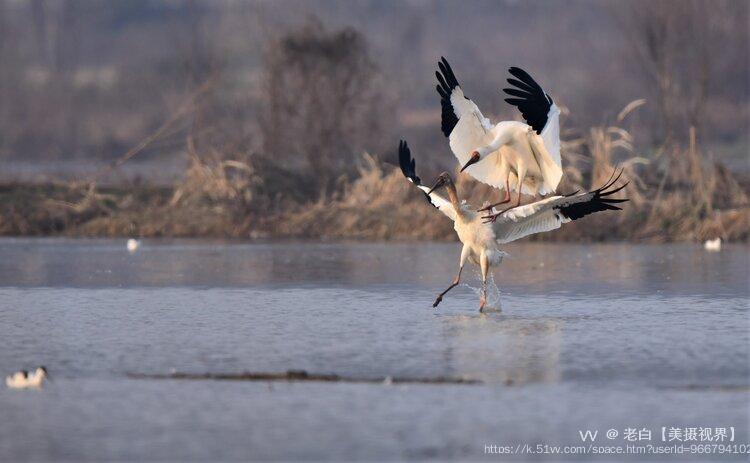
top-left (460, 270), bottom-right (502, 311)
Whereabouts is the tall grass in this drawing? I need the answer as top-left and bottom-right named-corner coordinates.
top-left (270, 100), bottom-right (747, 242)
top-left (1, 102), bottom-right (747, 241)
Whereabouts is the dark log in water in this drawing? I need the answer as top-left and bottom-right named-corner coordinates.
top-left (660, 384), bottom-right (750, 392)
top-left (127, 369), bottom-right (481, 385)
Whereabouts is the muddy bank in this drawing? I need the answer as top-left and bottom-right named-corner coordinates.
top-left (1, 174), bottom-right (747, 242)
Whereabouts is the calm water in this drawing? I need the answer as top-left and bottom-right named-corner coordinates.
top-left (0, 239), bottom-right (748, 461)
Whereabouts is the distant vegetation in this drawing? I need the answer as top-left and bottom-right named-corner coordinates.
top-left (1, 95), bottom-right (746, 242)
top-left (0, 1), bottom-right (747, 242)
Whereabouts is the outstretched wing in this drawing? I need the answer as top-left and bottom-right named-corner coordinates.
top-left (398, 140), bottom-right (456, 221)
top-left (503, 67), bottom-right (561, 167)
top-left (492, 169), bottom-right (628, 243)
top-left (436, 57), bottom-right (494, 168)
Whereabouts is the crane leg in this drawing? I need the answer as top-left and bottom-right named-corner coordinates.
top-left (482, 171), bottom-right (526, 223)
top-left (433, 265), bottom-right (463, 308)
top-left (477, 176), bottom-right (511, 212)
top-left (479, 280), bottom-right (487, 312)
top-left (479, 254), bottom-right (489, 312)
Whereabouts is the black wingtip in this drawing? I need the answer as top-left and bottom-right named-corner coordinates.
top-left (398, 140), bottom-right (420, 185)
top-left (504, 66), bottom-right (551, 134)
top-left (594, 169), bottom-right (629, 205)
top-left (600, 181), bottom-right (629, 197)
top-left (600, 166), bottom-right (625, 190)
top-left (436, 56), bottom-right (460, 137)
top-left (556, 169), bottom-right (629, 221)
top-left (602, 166), bottom-right (618, 188)
top-left (437, 57), bottom-right (459, 90)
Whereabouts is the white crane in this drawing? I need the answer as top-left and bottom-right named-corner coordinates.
top-left (436, 57), bottom-right (563, 222)
top-left (5, 366), bottom-right (49, 389)
top-left (399, 140), bottom-right (626, 311)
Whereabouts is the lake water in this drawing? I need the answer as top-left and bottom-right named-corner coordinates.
top-left (1, 239), bottom-right (748, 461)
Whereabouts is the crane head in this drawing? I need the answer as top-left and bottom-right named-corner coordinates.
top-left (427, 172), bottom-right (452, 195)
top-left (460, 151), bottom-right (481, 172)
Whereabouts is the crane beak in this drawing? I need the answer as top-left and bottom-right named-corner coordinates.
top-left (460, 152), bottom-right (481, 172)
top-left (426, 177), bottom-right (446, 195)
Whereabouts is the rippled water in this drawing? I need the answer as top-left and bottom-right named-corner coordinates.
top-left (0, 239), bottom-right (748, 461)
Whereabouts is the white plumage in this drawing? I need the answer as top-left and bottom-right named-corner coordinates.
top-left (6, 366), bottom-right (48, 389)
top-left (703, 238), bottom-right (722, 251)
top-left (436, 58), bottom-right (563, 220)
top-left (127, 238), bottom-right (140, 252)
top-left (399, 141), bottom-right (627, 311)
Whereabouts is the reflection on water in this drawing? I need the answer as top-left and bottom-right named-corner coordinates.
top-left (1, 239), bottom-right (747, 296)
top-left (0, 239), bottom-right (747, 461)
top-left (442, 314), bottom-right (562, 384)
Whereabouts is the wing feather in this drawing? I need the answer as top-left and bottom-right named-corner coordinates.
top-left (398, 140), bottom-right (456, 221)
top-left (540, 104), bottom-right (561, 168)
top-left (492, 170), bottom-right (629, 243)
top-left (503, 67), bottom-right (553, 134)
top-left (436, 57), bottom-right (493, 163)
top-left (503, 67), bottom-right (562, 170)
top-left (503, 88), bottom-right (534, 99)
top-left (506, 77), bottom-right (535, 93)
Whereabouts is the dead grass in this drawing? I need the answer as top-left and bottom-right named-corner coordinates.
top-left (1, 101), bottom-right (747, 242)
top-left (274, 153), bottom-right (455, 240)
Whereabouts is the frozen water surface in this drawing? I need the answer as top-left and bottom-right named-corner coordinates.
top-left (0, 239), bottom-right (747, 461)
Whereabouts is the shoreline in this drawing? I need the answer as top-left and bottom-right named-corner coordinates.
top-left (1, 181), bottom-right (748, 242)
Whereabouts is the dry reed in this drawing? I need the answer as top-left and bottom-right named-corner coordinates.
top-left (1, 101), bottom-right (747, 242)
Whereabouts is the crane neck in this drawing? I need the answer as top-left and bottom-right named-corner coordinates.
top-left (444, 178), bottom-right (463, 216)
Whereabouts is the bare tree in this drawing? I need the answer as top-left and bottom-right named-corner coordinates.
top-left (613, 0), bottom-right (745, 148)
top-left (260, 19), bottom-right (384, 194)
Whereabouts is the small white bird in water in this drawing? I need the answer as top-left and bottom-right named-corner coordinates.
top-left (126, 238), bottom-right (140, 253)
top-left (704, 238), bottom-right (721, 251)
top-left (399, 140), bottom-right (627, 311)
top-left (6, 366), bottom-right (49, 389)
